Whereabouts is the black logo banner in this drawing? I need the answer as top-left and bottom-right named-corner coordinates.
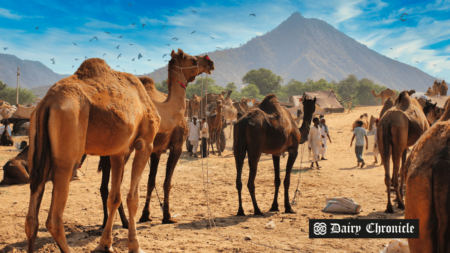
top-left (309, 219), bottom-right (419, 238)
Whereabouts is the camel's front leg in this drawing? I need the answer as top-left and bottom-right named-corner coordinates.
top-left (127, 147), bottom-right (152, 253)
top-left (139, 153), bottom-right (161, 223)
top-left (284, 150), bottom-right (298, 213)
top-left (270, 155), bottom-right (281, 212)
top-left (162, 148), bottom-right (182, 224)
top-left (96, 154), bottom-right (127, 252)
top-left (216, 129), bottom-right (222, 156)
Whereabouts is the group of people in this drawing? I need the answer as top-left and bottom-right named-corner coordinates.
top-left (187, 116), bottom-right (209, 158)
top-left (308, 116), bottom-right (331, 168)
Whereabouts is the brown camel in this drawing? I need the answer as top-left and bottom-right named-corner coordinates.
top-left (368, 115), bottom-right (376, 132)
top-left (200, 91), bottom-right (227, 117)
top-left (377, 91), bottom-right (438, 213)
top-left (371, 88), bottom-right (396, 105)
top-left (404, 99), bottom-right (450, 252)
top-left (352, 113), bottom-right (369, 130)
top-left (0, 119), bottom-right (14, 146)
top-left (436, 80), bottom-right (448, 96)
top-left (380, 97), bottom-right (395, 118)
top-left (207, 100), bottom-right (224, 156)
top-left (188, 94), bottom-right (202, 120)
top-left (25, 50), bottom-right (213, 253)
top-left (233, 93), bottom-right (316, 216)
top-left (184, 98), bottom-right (189, 117)
top-left (426, 86), bottom-right (435, 96)
top-left (222, 103), bottom-right (238, 138)
top-left (97, 75), bottom-right (192, 229)
top-left (232, 101), bottom-right (246, 115)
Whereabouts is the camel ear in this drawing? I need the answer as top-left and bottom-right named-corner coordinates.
top-left (171, 50), bottom-right (176, 57)
top-left (313, 97), bottom-right (316, 103)
top-left (178, 49), bottom-right (185, 58)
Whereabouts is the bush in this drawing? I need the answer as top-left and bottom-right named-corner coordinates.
top-left (0, 79), bottom-right (37, 105)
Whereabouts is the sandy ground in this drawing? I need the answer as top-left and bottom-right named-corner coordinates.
top-left (0, 105), bottom-right (407, 253)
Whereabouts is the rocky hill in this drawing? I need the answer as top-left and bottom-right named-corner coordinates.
top-left (144, 12), bottom-right (434, 91)
top-left (0, 53), bottom-right (68, 93)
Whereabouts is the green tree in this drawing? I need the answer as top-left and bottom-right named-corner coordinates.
top-left (241, 83), bottom-right (262, 99)
top-left (0, 80), bottom-right (36, 105)
top-left (336, 74), bottom-right (358, 100)
top-left (0, 80), bottom-right (7, 91)
top-left (185, 77), bottom-right (222, 99)
top-left (226, 82), bottom-right (237, 91)
top-left (242, 68), bottom-right (283, 96)
top-left (155, 80), bottom-right (168, 93)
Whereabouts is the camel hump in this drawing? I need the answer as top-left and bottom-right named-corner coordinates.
top-left (75, 58), bottom-right (113, 80)
top-left (258, 94), bottom-right (280, 114)
top-left (139, 76), bottom-right (155, 85)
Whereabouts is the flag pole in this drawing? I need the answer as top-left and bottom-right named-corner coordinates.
top-left (16, 67), bottom-right (20, 105)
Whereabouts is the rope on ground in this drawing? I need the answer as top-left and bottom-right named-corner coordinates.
top-left (291, 143), bottom-right (306, 206)
top-left (198, 74), bottom-right (313, 252)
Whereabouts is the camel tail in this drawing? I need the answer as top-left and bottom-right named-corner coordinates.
top-left (30, 107), bottom-right (51, 193)
top-left (97, 156), bottom-right (111, 173)
top-left (233, 120), bottom-right (247, 161)
top-left (432, 158), bottom-right (450, 253)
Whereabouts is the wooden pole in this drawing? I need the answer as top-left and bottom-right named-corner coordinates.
top-left (16, 67), bottom-right (20, 105)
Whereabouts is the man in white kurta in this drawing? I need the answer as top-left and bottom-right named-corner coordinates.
top-left (188, 117), bottom-right (201, 157)
top-left (310, 118), bottom-right (324, 168)
top-left (319, 118), bottom-right (332, 160)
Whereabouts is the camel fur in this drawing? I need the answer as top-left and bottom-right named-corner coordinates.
top-left (371, 88), bottom-right (396, 105)
top-left (426, 87), bottom-right (435, 96)
top-left (377, 91), bottom-right (438, 213)
top-left (207, 100), bottom-right (224, 156)
top-left (233, 93), bottom-right (316, 216)
top-left (380, 97), bottom-right (395, 119)
top-left (352, 113), bottom-right (369, 130)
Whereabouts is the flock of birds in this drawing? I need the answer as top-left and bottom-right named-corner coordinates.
top-left (1, 5), bottom-right (258, 74)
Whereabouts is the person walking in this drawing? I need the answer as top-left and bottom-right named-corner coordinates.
top-left (188, 116), bottom-right (201, 157)
top-left (350, 120), bottom-right (369, 168)
top-left (201, 117), bottom-right (209, 158)
top-left (310, 117), bottom-right (324, 169)
top-left (319, 118), bottom-right (332, 160)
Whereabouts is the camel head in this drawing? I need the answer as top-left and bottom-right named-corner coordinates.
top-left (299, 94), bottom-right (316, 144)
top-left (169, 49), bottom-right (215, 84)
top-left (423, 100), bottom-right (438, 125)
top-left (407, 90), bottom-right (416, 96)
top-left (216, 100), bottom-right (223, 110)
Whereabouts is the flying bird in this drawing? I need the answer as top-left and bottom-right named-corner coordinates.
top-left (118, 35), bottom-right (123, 38)
top-left (105, 31), bottom-right (111, 34)
top-left (116, 45), bottom-right (120, 49)
top-left (250, 14), bottom-right (256, 16)
top-left (103, 53), bottom-right (107, 57)
top-left (389, 48), bottom-right (393, 50)
top-left (132, 58), bottom-right (135, 61)
top-left (147, 59), bottom-right (151, 61)
top-left (117, 54), bottom-right (122, 59)
top-left (399, 13), bottom-right (408, 21)
top-left (138, 53), bottom-right (143, 59)
top-left (191, 10), bottom-right (197, 13)
top-left (142, 24), bottom-right (146, 28)
top-left (129, 3), bottom-right (132, 6)
top-left (394, 58), bottom-right (398, 59)
top-left (50, 58), bottom-right (55, 64)
top-left (162, 25), bottom-right (166, 28)
top-left (163, 54), bottom-right (167, 58)
top-left (35, 27), bottom-right (39, 30)
top-left (415, 61), bottom-right (419, 63)
top-left (75, 58), bottom-right (79, 61)
top-left (191, 31), bottom-right (196, 34)
top-left (72, 65), bottom-right (74, 68)
top-left (211, 37), bottom-right (215, 39)
top-left (132, 23), bottom-right (135, 25)
top-left (166, 44), bottom-right (170, 46)
top-left (170, 37), bottom-right (178, 41)
top-left (134, 70), bottom-right (136, 73)
top-left (216, 47), bottom-right (222, 49)
top-left (164, 60), bottom-right (168, 62)
top-left (116, 65), bottom-right (120, 68)
top-left (90, 37), bottom-right (98, 42)
top-left (434, 64), bottom-right (437, 66)
top-left (129, 44), bottom-right (134, 46)
top-left (73, 42), bottom-right (77, 45)
top-left (123, 68), bottom-right (125, 72)
top-left (85, 56), bottom-right (88, 60)
top-left (3, 47), bottom-right (7, 50)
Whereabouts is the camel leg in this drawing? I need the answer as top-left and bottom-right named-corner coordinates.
top-left (126, 148), bottom-right (152, 253)
top-left (216, 129), bottom-right (222, 156)
top-left (25, 159), bottom-right (51, 253)
top-left (162, 147), bottom-right (182, 224)
top-left (96, 154), bottom-right (127, 252)
top-left (46, 159), bottom-right (80, 252)
top-left (384, 152), bottom-right (394, 213)
top-left (389, 150), bottom-right (403, 213)
top-left (209, 132), bottom-right (215, 155)
top-left (382, 98), bottom-right (385, 105)
top-left (395, 149), bottom-right (407, 209)
top-left (247, 151), bottom-right (263, 216)
top-left (139, 153), bottom-right (160, 223)
top-left (284, 150), bottom-right (298, 213)
top-left (269, 155), bottom-right (281, 212)
top-left (229, 122), bottom-right (232, 139)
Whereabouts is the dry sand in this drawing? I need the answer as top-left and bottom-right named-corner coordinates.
top-left (0, 105), bottom-right (406, 253)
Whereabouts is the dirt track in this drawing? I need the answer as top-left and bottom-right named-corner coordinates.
top-left (0, 105), bottom-right (405, 253)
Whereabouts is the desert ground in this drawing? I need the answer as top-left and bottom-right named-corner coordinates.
top-left (0, 105), bottom-right (406, 253)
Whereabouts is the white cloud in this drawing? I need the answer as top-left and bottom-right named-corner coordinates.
top-left (0, 8), bottom-right (24, 20)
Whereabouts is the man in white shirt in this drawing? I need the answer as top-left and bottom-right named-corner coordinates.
top-left (310, 117), bottom-right (324, 169)
top-left (201, 117), bottom-right (209, 158)
top-left (319, 118), bottom-right (332, 160)
top-left (188, 117), bottom-right (201, 157)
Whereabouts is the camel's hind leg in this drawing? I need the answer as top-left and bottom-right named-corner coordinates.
top-left (139, 153), bottom-right (161, 223)
top-left (216, 129), bottom-right (222, 156)
top-left (229, 121), bottom-right (233, 139)
top-left (96, 154), bottom-right (127, 252)
top-left (396, 149), bottom-right (407, 209)
top-left (162, 147), bottom-right (182, 224)
top-left (269, 155), bottom-right (281, 212)
top-left (247, 149), bottom-right (263, 216)
top-left (284, 150), bottom-right (298, 213)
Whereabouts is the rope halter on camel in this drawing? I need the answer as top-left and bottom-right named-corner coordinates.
top-left (169, 55), bottom-right (205, 89)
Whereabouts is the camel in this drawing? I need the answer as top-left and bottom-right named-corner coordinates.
top-left (380, 97), bottom-right (395, 118)
top-left (232, 101), bottom-right (246, 115)
top-left (368, 115), bottom-right (376, 132)
top-left (434, 80), bottom-right (448, 96)
top-left (404, 99), bottom-right (450, 252)
top-left (426, 87), bottom-right (435, 96)
top-left (200, 91), bottom-right (227, 118)
top-left (377, 91), bottom-right (438, 213)
top-left (371, 88), bottom-right (396, 105)
top-left (97, 75), bottom-right (191, 228)
top-left (222, 104), bottom-right (238, 138)
top-left (433, 80), bottom-right (441, 96)
top-left (207, 100), bottom-right (224, 156)
top-left (415, 97), bottom-right (428, 108)
top-left (233, 93), bottom-right (316, 216)
top-left (25, 50), bottom-right (214, 253)
top-left (0, 119), bottom-right (14, 146)
top-left (352, 113), bottom-right (369, 130)
top-left (188, 94), bottom-right (202, 120)
top-left (184, 99), bottom-right (189, 117)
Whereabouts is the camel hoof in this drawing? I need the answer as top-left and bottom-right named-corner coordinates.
top-left (162, 218), bottom-right (178, 224)
top-left (285, 208), bottom-right (296, 214)
top-left (397, 203), bottom-right (405, 209)
top-left (254, 210), bottom-right (264, 216)
top-left (95, 244), bottom-right (114, 253)
top-left (138, 216), bottom-right (153, 223)
top-left (385, 207), bottom-right (394, 213)
top-left (269, 205), bottom-right (279, 212)
top-left (237, 210), bottom-right (246, 216)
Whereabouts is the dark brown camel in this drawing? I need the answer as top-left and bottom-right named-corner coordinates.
top-left (377, 91), bottom-right (438, 213)
top-left (233, 93), bottom-right (316, 216)
top-left (207, 100), bottom-right (224, 156)
top-left (0, 119), bottom-right (14, 146)
top-left (98, 77), bottom-right (189, 228)
top-left (379, 97), bottom-right (394, 118)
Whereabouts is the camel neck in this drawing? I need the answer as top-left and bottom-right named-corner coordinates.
top-left (151, 67), bottom-right (187, 133)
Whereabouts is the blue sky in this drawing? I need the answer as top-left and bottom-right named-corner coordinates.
top-left (0, 0), bottom-right (449, 83)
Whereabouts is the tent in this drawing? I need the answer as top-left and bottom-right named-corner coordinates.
top-left (289, 91), bottom-right (345, 113)
top-left (12, 105), bottom-right (36, 119)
